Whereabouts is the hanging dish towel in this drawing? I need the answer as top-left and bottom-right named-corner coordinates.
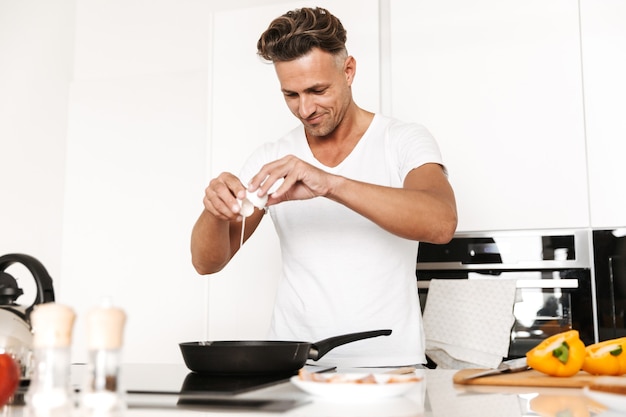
top-left (422, 279), bottom-right (518, 369)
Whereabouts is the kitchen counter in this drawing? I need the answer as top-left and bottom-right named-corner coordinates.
top-left (4, 365), bottom-right (621, 416)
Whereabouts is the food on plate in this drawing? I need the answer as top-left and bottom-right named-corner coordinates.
top-left (297, 368), bottom-right (421, 384)
top-left (582, 337), bottom-right (626, 376)
top-left (0, 353), bottom-right (20, 407)
top-left (526, 330), bottom-right (586, 377)
top-left (292, 368), bottom-right (421, 399)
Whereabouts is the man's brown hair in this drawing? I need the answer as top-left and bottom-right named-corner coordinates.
top-left (257, 7), bottom-right (347, 62)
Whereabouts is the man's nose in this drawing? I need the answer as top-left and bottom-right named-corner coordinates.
top-left (298, 95), bottom-right (315, 118)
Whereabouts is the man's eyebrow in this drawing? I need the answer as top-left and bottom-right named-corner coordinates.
top-left (282, 83), bottom-right (329, 94)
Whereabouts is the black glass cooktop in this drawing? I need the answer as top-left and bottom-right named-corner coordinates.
top-left (70, 363), bottom-right (333, 412)
top-left (122, 363), bottom-right (299, 396)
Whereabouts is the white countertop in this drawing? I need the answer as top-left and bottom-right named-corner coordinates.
top-left (5, 365), bottom-right (622, 416)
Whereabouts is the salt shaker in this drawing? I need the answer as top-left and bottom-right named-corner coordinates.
top-left (81, 300), bottom-right (127, 417)
top-left (25, 302), bottom-right (76, 417)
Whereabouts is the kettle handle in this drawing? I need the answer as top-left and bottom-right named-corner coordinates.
top-left (0, 253), bottom-right (55, 316)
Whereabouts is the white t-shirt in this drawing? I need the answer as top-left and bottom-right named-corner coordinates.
top-left (239, 114), bottom-right (444, 367)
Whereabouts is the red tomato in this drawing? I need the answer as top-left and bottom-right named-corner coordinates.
top-left (0, 353), bottom-right (20, 406)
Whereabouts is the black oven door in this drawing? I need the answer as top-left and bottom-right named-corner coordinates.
top-left (417, 268), bottom-right (594, 359)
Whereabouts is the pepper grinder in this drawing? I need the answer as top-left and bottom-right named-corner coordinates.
top-left (25, 302), bottom-right (76, 417)
top-left (81, 300), bottom-right (127, 417)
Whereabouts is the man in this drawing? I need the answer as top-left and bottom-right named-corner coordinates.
top-left (191, 7), bottom-right (457, 368)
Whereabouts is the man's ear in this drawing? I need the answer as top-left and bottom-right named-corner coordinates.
top-left (344, 55), bottom-right (356, 85)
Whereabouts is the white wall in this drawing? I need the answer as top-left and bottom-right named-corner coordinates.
top-left (0, 0), bottom-right (75, 286)
top-left (1, 0), bottom-right (216, 364)
top-left (1, 0), bottom-right (376, 364)
top-left (3, 0), bottom-right (625, 364)
top-left (61, 0), bottom-right (216, 363)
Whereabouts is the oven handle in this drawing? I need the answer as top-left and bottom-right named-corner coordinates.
top-left (417, 279), bottom-right (579, 289)
top-left (416, 260), bottom-right (591, 270)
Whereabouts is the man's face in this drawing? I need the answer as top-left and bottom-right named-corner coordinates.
top-left (274, 48), bottom-right (354, 138)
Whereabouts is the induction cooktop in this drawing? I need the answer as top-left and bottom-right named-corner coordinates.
top-left (122, 363), bottom-right (297, 395)
top-left (70, 363), bottom-right (332, 412)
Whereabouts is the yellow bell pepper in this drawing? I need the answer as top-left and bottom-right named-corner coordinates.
top-left (526, 330), bottom-right (586, 377)
top-left (582, 337), bottom-right (626, 376)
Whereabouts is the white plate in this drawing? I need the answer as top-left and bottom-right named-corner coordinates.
top-left (584, 386), bottom-right (626, 413)
top-left (290, 373), bottom-right (421, 401)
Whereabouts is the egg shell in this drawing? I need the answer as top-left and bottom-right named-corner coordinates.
top-left (239, 199), bottom-right (255, 217)
top-left (245, 190), bottom-right (268, 209)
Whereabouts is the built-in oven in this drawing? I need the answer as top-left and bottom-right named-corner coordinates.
top-left (592, 228), bottom-right (626, 340)
top-left (416, 229), bottom-right (597, 359)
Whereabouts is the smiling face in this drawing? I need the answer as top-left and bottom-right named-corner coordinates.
top-left (274, 48), bottom-right (355, 139)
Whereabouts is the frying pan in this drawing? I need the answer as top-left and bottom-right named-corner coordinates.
top-left (179, 329), bottom-right (392, 375)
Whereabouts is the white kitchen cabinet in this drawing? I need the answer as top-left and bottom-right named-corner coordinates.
top-left (580, 0), bottom-right (626, 228)
top-left (207, 0), bottom-right (381, 340)
top-left (72, 0), bottom-right (211, 80)
top-left (388, 0), bottom-right (589, 232)
top-left (61, 0), bottom-right (212, 364)
top-left (62, 73), bottom-right (208, 364)
top-left (0, 0), bottom-right (74, 276)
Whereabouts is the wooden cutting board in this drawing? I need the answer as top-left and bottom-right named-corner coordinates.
top-left (453, 368), bottom-right (601, 388)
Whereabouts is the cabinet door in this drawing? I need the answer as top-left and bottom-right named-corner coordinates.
top-left (580, 0), bottom-right (626, 228)
top-left (389, 0), bottom-right (588, 232)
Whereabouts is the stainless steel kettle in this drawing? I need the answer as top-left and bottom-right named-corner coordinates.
top-left (0, 253), bottom-right (55, 378)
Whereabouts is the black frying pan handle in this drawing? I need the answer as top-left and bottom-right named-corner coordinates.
top-left (308, 329), bottom-right (392, 361)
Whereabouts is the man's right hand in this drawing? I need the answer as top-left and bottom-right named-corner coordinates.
top-left (202, 172), bottom-right (248, 221)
